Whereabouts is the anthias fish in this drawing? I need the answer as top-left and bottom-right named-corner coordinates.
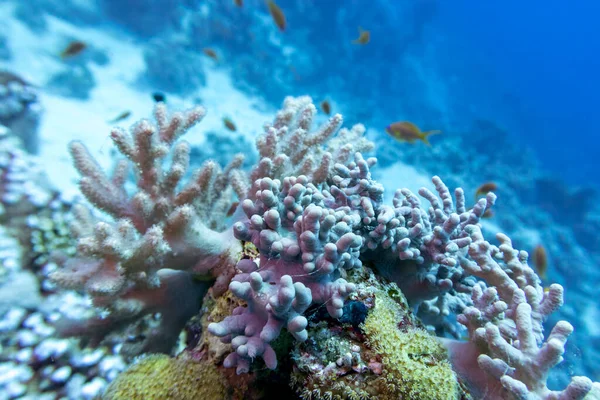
top-left (203, 48), bottom-right (219, 61)
top-left (385, 121), bottom-right (441, 146)
top-left (532, 245), bottom-right (548, 279)
top-left (223, 117), bottom-right (237, 131)
top-left (267, 0), bottom-right (286, 31)
top-left (108, 111), bottom-right (132, 123)
top-left (352, 27), bottom-right (370, 45)
top-left (475, 182), bottom-right (497, 199)
top-left (60, 40), bottom-right (87, 59)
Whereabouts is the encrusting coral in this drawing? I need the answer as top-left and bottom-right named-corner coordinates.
top-left (52, 96), bottom-right (600, 399)
top-left (103, 354), bottom-right (228, 400)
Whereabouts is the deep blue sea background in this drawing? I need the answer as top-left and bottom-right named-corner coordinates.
top-left (434, 0), bottom-right (600, 187)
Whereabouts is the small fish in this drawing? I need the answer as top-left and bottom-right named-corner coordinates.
top-left (532, 245), bottom-right (548, 279)
top-left (108, 110), bottom-right (132, 123)
top-left (481, 209), bottom-right (494, 219)
top-left (152, 92), bottom-right (166, 103)
top-left (385, 121), bottom-right (441, 146)
top-left (223, 117), bottom-right (237, 131)
top-left (475, 182), bottom-right (497, 199)
top-left (60, 40), bottom-right (87, 59)
top-left (352, 27), bottom-right (370, 45)
top-left (320, 100), bottom-right (331, 115)
top-left (267, 0), bottom-right (286, 31)
top-left (226, 201), bottom-right (240, 217)
top-left (234, 0), bottom-right (243, 6)
top-left (203, 48), bottom-right (219, 61)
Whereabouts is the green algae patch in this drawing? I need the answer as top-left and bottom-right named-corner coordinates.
top-left (103, 354), bottom-right (227, 400)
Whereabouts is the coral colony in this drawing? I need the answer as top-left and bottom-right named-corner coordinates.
top-left (51, 97), bottom-right (599, 399)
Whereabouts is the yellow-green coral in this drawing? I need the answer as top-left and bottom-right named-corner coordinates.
top-left (102, 354), bottom-right (228, 400)
top-left (362, 291), bottom-right (460, 400)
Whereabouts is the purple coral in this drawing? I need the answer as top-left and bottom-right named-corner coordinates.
top-left (51, 103), bottom-right (244, 355)
top-left (442, 226), bottom-right (600, 399)
top-left (54, 97), bottom-right (599, 398)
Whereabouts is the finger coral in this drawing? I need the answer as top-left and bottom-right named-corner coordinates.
top-left (54, 96), bottom-right (599, 399)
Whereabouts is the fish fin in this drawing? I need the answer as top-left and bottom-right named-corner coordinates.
top-left (421, 130), bottom-right (441, 146)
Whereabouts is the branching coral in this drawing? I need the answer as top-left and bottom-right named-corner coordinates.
top-left (251, 95), bottom-right (373, 186)
top-left (51, 103), bottom-right (245, 355)
top-left (54, 96), bottom-right (599, 398)
top-left (442, 226), bottom-right (600, 399)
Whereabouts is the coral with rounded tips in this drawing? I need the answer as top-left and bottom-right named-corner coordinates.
top-left (442, 225), bottom-right (599, 400)
top-left (52, 96), bottom-right (600, 397)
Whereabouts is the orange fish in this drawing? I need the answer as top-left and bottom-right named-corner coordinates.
top-left (226, 201), bottom-right (240, 217)
top-left (385, 121), bottom-right (441, 146)
top-left (475, 182), bottom-right (497, 199)
top-left (223, 117), bottom-right (237, 131)
top-left (203, 48), bottom-right (219, 61)
top-left (532, 245), bottom-right (548, 279)
top-left (267, 0), bottom-right (286, 31)
top-left (108, 110), bottom-right (132, 123)
top-left (60, 40), bottom-right (87, 59)
top-left (481, 209), bottom-right (494, 219)
top-left (352, 27), bottom-right (370, 45)
top-left (234, 0), bottom-right (243, 6)
top-left (320, 100), bottom-right (331, 115)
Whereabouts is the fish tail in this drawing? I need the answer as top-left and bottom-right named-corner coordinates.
top-left (421, 130), bottom-right (441, 146)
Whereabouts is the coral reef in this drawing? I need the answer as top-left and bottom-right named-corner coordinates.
top-left (375, 116), bottom-right (600, 381)
top-left (53, 97), bottom-right (599, 399)
top-left (290, 269), bottom-right (466, 400)
top-left (0, 292), bottom-right (128, 399)
top-left (443, 227), bottom-right (600, 399)
top-left (50, 102), bottom-right (244, 356)
top-left (0, 129), bottom-right (128, 399)
top-left (0, 74), bottom-right (42, 153)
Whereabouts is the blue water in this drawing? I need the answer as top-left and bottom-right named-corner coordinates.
top-left (434, 0), bottom-right (600, 186)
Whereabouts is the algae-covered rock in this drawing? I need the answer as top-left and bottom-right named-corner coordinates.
top-left (291, 268), bottom-right (466, 400)
top-left (103, 354), bottom-right (228, 400)
top-left (362, 290), bottom-right (460, 400)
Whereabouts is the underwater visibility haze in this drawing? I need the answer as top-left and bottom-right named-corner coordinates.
top-left (0, 0), bottom-right (599, 399)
